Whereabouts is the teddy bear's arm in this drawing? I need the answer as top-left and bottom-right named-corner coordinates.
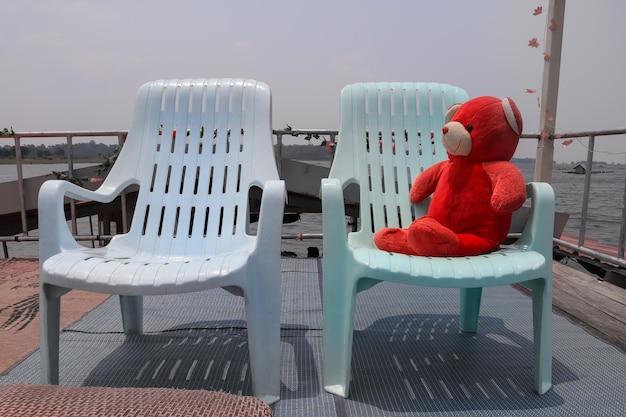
top-left (483, 161), bottom-right (527, 213)
top-left (409, 160), bottom-right (447, 203)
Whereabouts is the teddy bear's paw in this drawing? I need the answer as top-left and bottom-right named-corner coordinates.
top-left (374, 228), bottom-right (416, 255)
top-left (407, 217), bottom-right (459, 256)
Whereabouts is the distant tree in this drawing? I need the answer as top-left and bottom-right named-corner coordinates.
top-left (36, 148), bottom-right (51, 158)
top-left (53, 146), bottom-right (65, 157)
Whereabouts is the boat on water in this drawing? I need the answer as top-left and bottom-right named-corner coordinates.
top-left (567, 163), bottom-right (614, 175)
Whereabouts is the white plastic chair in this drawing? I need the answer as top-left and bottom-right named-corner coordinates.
top-left (321, 82), bottom-right (554, 398)
top-left (38, 79), bottom-right (285, 404)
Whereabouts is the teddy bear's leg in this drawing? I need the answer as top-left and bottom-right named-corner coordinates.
top-left (455, 234), bottom-right (499, 256)
top-left (373, 228), bottom-right (416, 255)
top-left (407, 216), bottom-right (459, 256)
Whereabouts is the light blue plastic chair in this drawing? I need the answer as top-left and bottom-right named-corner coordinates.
top-left (38, 79), bottom-right (285, 404)
top-left (321, 82), bottom-right (554, 398)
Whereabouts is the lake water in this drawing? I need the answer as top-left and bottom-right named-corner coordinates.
top-left (0, 163), bottom-right (100, 182)
top-left (516, 161), bottom-right (626, 248)
top-left (1, 162), bottom-right (624, 258)
top-left (282, 161), bottom-right (626, 257)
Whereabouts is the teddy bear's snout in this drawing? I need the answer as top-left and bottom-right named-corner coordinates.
top-left (442, 121), bottom-right (472, 156)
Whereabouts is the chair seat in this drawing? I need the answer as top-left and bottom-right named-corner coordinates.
top-left (42, 248), bottom-right (251, 295)
top-left (352, 245), bottom-right (547, 288)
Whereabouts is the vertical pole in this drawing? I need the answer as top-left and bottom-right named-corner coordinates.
top-left (14, 137), bottom-right (29, 236)
top-left (118, 133), bottom-right (129, 234)
top-left (617, 176), bottom-right (626, 259)
top-left (275, 132), bottom-right (283, 177)
top-left (534, 0), bottom-right (566, 183)
top-left (329, 132), bottom-right (337, 166)
top-left (67, 136), bottom-right (78, 235)
top-left (578, 135), bottom-right (594, 246)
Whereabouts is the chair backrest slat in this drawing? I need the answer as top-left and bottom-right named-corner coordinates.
top-left (330, 82), bottom-right (469, 248)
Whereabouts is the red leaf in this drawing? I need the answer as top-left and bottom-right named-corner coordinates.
top-left (543, 52), bottom-right (551, 62)
top-left (533, 6), bottom-right (543, 16)
top-left (526, 88), bottom-right (537, 94)
top-left (528, 37), bottom-right (540, 48)
top-left (548, 18), bottom-right (559, 30)
top-left (562, 139), bottom-right (573, 147)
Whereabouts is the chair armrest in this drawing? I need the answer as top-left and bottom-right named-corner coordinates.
top-left (255, 179), bottom-right (286, 248)
top-left (38, 179), bottom-right (135, 261)
top-left (516, 182), bottom-right (555, 256)
top-left (321, 178), bottom-right (349, 255)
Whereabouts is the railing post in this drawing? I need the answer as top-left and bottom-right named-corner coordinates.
top-left (118, 133), bottom-right (129, 234)
top-left (14, 137), bottom-right (29, 236)
top-left (578, 135), bottom-right (595, 247)
top-left (275, 132), bottom-right (283, 177)
top-left (329, 132), bottom-right (337, 166)
top-left (66, 135), bottom-right (78, 235)
top-left (617, 175), bottom-right (626, 259)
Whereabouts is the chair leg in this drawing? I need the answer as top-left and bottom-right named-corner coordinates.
top-left (39, 284), bottom-right (69, 385)
top-left (244, 283), bottom-right (281, 405)
top-left (530, 278), bottom-right (553, 394)
top-left (322, 269), bottom-right (357, 398)
top-left (459, 287), bottom-right (482, 332)
top-left (119, 295), bottom-right (143, 334)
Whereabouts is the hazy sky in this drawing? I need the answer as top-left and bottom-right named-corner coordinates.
top-left (1, 1), bottom-right (625, 163)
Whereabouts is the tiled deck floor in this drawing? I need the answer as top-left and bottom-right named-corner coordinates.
top-left (1, 258), bottom-right (625, 416)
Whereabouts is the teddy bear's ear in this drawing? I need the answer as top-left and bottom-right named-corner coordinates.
top-left (444, 103), bottom-right (462, 124)
top-left (502, 98), bottom-right (523, 135)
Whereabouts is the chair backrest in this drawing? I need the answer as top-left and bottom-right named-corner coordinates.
top-left (329, 82), bottom-right (469, 248)
top-left (106, 79), bottom-right (277, 258)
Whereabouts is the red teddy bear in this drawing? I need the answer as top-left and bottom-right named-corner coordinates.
top-left (373, 96), bottom-right (527, 257)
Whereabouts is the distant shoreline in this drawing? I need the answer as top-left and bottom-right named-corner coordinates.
top-left (0, 157), bottom-right (622, 168)
top-left (0, 158), bottom-right (102, 165)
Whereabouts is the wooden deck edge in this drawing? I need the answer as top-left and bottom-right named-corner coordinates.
top-left (540, 261), bottom-right (626, 352)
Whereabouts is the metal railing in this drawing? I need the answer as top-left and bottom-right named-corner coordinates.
top-left (0, 128), bottom-right (625, 270)
top-left (3, 131), bottom-right (128, 238)
top-left (521, 129), bottom-right (626, 265)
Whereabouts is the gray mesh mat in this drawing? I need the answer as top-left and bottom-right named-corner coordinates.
top-left (1, 258), bottom-right (624, 416)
